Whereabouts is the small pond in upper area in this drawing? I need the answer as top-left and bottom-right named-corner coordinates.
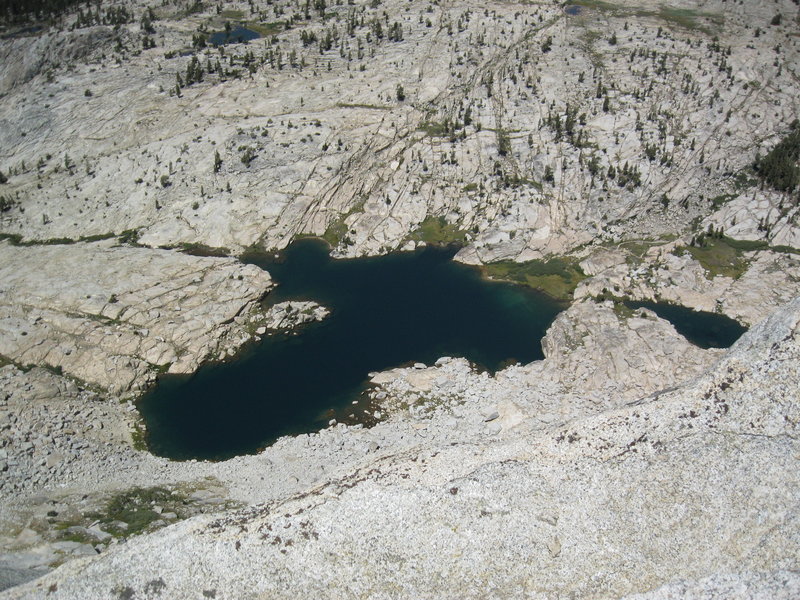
top-left (1, 25), bottom-right (44, 39)
top-left (138, 239), bottom-right (565, 461)
top-left (565, 5), bottom-right (582, 16)
top-left (208, 25), bottom-right (261, 46)
top-left (624, 300), bottom-right (748, 349)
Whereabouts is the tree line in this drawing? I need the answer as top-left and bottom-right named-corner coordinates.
top-left (755, 120), bottom-right (800, 196)
top-left (1, 0), bottom-right (85, 24)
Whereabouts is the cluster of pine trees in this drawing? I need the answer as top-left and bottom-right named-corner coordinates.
top-left (613, 163), bottom-right (643, 189)
top-left (72, 5), bottom-right (131, 28)
top-left (0, 0), bottom-right (150, 29)
top-left (0, 169), bottom-right (13, 212)
top-left (1, 0), bottom-right (84, 23)
top-left (176, 55), bottom-right (204, 91)
top-left (690, 224), bottom-right (725, 248)
top-left (755, 121), bottom-right (800, 195)
top-left (544, 103), bottom-right (588, 148)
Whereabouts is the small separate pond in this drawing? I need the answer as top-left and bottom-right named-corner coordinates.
top-left (565, 5), bottom-right (582, 16)
top-left (138, 239), bottom-right (564, 461)
top-left (209, 25), bottom-right (260, 46)
top-left (624, 300), bottom-right (747, 349)
top-left (1, 25), bottom-right (43, 39)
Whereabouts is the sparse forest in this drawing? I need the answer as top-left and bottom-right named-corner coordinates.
top-left (0, 0), bottom-right (85, 23)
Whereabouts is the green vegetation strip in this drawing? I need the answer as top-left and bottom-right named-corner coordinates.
top-left (406, 216), bottom-right (468, 247)
top-left (336, 102), bottom-right (392, 110)
top-left (163, 242), bottom-right (231, 257)
top-left (674, 236), bottom-right (798, 280)
top-left (571, 0), bottom-right (618, 11)
top-left (0, 230), bottom-right (140, 246)
top-left (482, 257), bottom-right (586, 302)
top-left (219, 9), bottom-right (245, 20)
top-left (570, 1), bottom-right (722, 33)
top-left (244, 21), bottom-right (284, 36)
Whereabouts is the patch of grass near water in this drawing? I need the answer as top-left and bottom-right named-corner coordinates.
top-left (130, 419), bottom-right (148, 452)
top-left (571, 0), bottom-right (617, 11)
top-left (244, 21), bottom-right (284, 36)
top-left (219, 9), bottom-right (245, 20)
top-left (320, 197), bottom-right (370, 248)
top-left (570, 1), bottom-right (722, 33)
top-left (168, 242), bottom-right (231, 257)
top-left (482, 257), bottom-right (586, 301)
top-left (656, 7), bottom-right (722, 32)
top-left (322, 215), bottom-right (350, 248)
top-left (406, 216), bottom-right (468, 246)
top-left (673, 236), bottom-right (767, 280)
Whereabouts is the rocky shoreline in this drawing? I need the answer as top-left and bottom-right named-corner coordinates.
top-left (0, 240), bottom-right (274, 395)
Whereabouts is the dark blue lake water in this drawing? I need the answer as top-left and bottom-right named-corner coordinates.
top-left (209, 26), bottom-right (260, 46)
top-left (624, 300), bottom-right (747, 348)
top-left (137, 240), bottom-right (749, 461)
top-left (137, 239), bottom-right (564, 461)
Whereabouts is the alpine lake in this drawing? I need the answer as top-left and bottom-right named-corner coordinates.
top-left (208, 25), bottom-right (261, 46)
top-left (138, 239), bottom-right (746, 461)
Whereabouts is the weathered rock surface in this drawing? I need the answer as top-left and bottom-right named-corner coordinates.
top-left (3, 297), bottom-right (796, 600)
top-left (0, 365), bottom-right (135, 499)
top-left (624, 571), bottom-right (800, 600)
top-left (261, 301), bottom-right (329, 334)
top-left (0, 240), bottom-right (272, 394)
top-left (1, 0), bottom-right (798, 260)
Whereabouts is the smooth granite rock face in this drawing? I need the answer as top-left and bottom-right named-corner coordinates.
top-left (0, 241), bottom-right (272, 394)
top-left (2, 298), bottom-right (796, 599)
